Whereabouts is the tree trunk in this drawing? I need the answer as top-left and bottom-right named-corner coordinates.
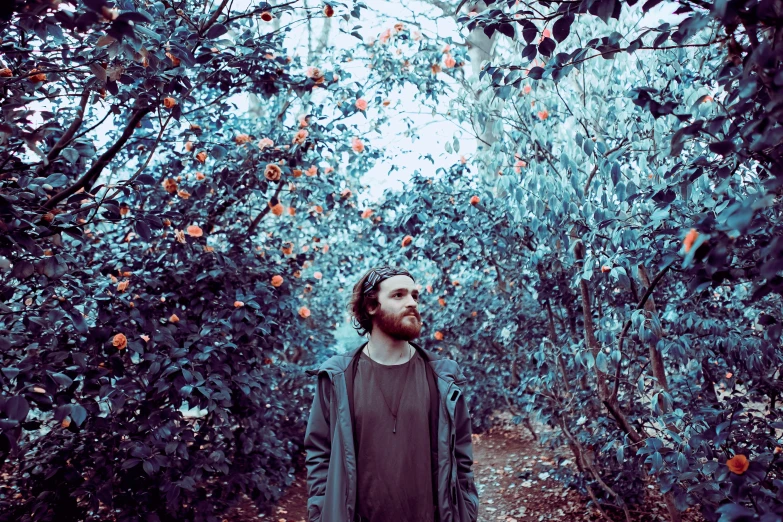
top-left (637, 264), bottom-right (669, 391)
top-left (573, 240), bottom-right (609, 399)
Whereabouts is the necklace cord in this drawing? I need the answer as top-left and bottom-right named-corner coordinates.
top-left (366, 342), bottom-right (413, 434)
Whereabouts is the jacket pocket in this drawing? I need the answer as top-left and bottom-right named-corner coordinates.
top-left (307, 493), bottom-right (325, 522)
top-left (457, 476), bottom-right (478, 522)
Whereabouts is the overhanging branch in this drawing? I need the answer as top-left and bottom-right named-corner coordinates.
top-left (43, 105), bottom-right (152, 210)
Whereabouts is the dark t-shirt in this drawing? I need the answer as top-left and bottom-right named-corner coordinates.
top-left (354, 349), bottom-right (435, 522)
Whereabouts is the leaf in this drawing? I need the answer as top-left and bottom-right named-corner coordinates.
top-left (136, 174), bottom-right (156, 185)
top-left (211, 144), bottom-right (227, 159)
top-left (5, 396), bottom-right (30, 421)
top-left (50, 372), bottom-right (74, 388)
top-left (107, 19), bottom-right (135, 42)
top-left (135, 220), bottom-right (152, 241)
top-left (43, 173), bottom-right (68, 187)
top-left (521, 43), bottom-right (537, 61)
top-left (122, 458), bottom-right (141, 469)
top-left (610, 266), bottom-right (631, 289)
top-left (715, 503), bottom-right (755, 522)
top-left (89, 62), bottom-right (107, 83)
top-left (520, 21), bottom-right (538, 43)
top-left (527, 67), bottom-right (544, 80)
top-left (0, 419), bottom-right (18, 430)
top-left (115, 11), bottom-right (153, 24)
top-left (61, 147), bottom-right (80, 164)
top-left (1, 367), bottom-right (19, 380)
top-left (726, 206), bottom-right (754, 232)
top-left (83, 0), bottom-right (107, 13)
top-left (677, 452), bottom-right (689, 472)
top-left (11, 260), bottom-right (34, 279)
top-left (69, 308), bottom-right (88, 334)
top-left (70, 404), bottom-right (87, 426)
top-left (709, 140), bottom-right (736, 156)
top-left (653, 31), bottom-right (670, 48)
top-left (206, 23), bottom-right (228, 39)
top-left (596, 351), bottom-right (609, 373)
top-left (595, 0), bottom-right (616, 22)
top-left (41, 256), bottom-right (67, 279)
top-left (96, 34), bottom-right (116, 47)
top-left (552, 14), bottom-right (573, 42)
top-left (143, 460), bottom-right (155, 475)
top-left (538, 37), bottom-right (556, 57)
top-left (651, 451), bottom-right (663, 473)
top-left (497, 23), bottom-right (515, 38)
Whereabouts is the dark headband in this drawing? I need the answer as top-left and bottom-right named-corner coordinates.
top-left (362, 266), bottom-right (415, 295)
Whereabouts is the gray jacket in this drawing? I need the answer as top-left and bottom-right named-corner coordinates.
top-left (303, 341), bottom-right (479, 522)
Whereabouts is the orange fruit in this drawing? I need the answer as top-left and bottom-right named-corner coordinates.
top-left (112, 333), bottom-right (127, 350)
top-left (726, 455), bottom-right (749, 475)
top-left (684, 228), bottom-right (699, 253)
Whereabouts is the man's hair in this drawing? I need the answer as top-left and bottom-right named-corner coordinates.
top-left (347, 266), bottom-right (414, 336)
top-left (348, 268), bottom-right (382, 337)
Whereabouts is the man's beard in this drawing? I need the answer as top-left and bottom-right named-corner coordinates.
top-left (374, 306), bottom-right (421, 340)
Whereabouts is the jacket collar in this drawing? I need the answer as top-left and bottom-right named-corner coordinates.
top-left (306, 340), bottom-right (466, 385)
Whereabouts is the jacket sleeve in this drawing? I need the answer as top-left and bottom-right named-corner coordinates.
top-left (303, 372), bottom-right (332, 522)
top-left (454, 385), bottom-right (479, 522)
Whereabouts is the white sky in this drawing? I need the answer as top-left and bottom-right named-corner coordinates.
top-left (30, 1), bottom-right (682, 206)
top-left (255, 0), bottom-right (684, 203)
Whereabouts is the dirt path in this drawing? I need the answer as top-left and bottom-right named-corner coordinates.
top-left (226, 414), bottom-right (591, 522)
top-left (225, 414), bottom-right (702, 522)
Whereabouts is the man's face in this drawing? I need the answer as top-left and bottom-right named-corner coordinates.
top-left (369, 275), bottom-right (421, 340)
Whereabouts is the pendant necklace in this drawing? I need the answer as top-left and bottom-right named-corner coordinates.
top-left (366, 341), bottom-right (413, 434)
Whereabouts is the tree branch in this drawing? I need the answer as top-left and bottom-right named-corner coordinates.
top-left (35, 88), bottom-right (92, 176)
top-left (573, 239), bottom-right (609, 399)
top-left (43, 105), bottom-right (152, 210)
top-left (200, 0), bottom-right (230, 34)
top-left (613, 262), bottom-right (673, 401)
top-left (245, 180), bottom-right (285, 238)
top-left (638, 264), bottom-right (669, 391)
top-left (584, 138), bottom-right (629, 194)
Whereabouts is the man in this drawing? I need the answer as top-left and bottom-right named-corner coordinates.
top-left (304, 266), bottom-right (479, 522)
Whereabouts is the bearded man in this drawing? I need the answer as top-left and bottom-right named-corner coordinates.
top-left (304, 265), bottom-right (479, 522)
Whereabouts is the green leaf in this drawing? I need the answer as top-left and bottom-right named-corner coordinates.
top-left (135, 220), bottom-right (152, 241)
top-left (206, 23), bottom-right (228, 39)
top-left (5, 396), bottom-right (29, 421)
top-left (50, 372), bottom-right (74, 388)
top-left (715, 504), bottom-right (755, 522)
top-left (70, 404), bottom-right (87, 427)
top-left (596, 351), bottom-right (609, 372)
top-left (552, 14), bottom-right (573, 42)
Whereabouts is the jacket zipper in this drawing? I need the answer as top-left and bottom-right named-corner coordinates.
top-left (446, 382), bottom-right (458, 508)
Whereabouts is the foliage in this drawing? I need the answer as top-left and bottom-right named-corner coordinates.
top-left (352, 1), bottom-right (783, 521)
top-left (0, 0), bottom-right (439, 520)
top-left (2, 0), bottom-right (783, 521)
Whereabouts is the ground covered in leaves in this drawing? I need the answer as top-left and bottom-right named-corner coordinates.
top-left (225, 413), bottom-right (704, 522)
